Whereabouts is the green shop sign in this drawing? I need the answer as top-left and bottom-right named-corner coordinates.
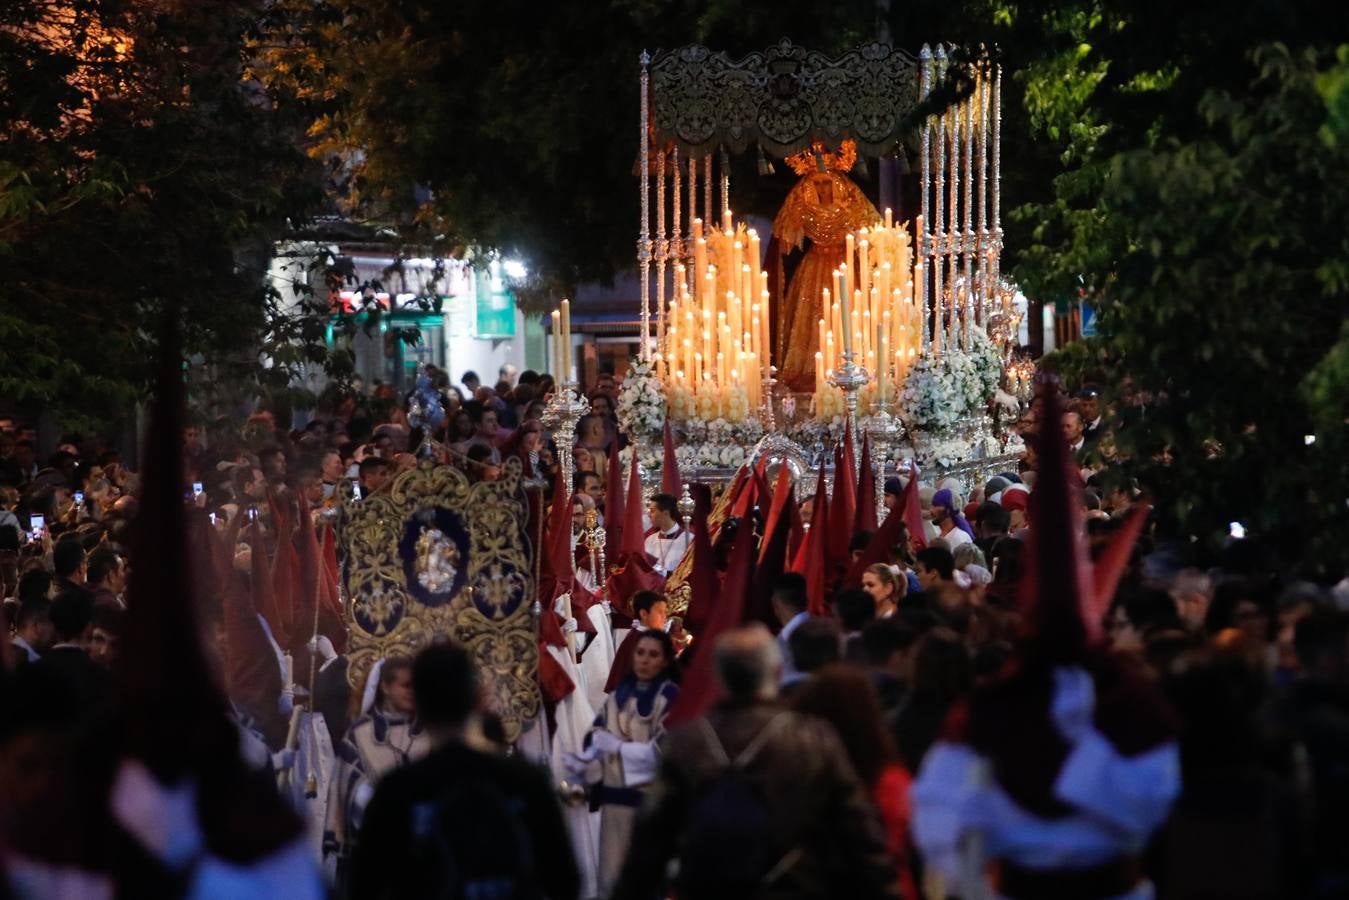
top-left (475, 271), bottom-right (516, 339)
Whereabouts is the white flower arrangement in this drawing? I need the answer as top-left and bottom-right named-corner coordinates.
top-left (737, 417), bottom-right (764, 444)
top-left (695, 389), bottom-right (719, 422)
top-left (667, 383), bottom-right (698, 421)
top-left (618, 443), bottom-right (662, 473)
top-left (919, 436), bottom-right (970, 469)
top-left (616, 357), bottom-right (667, 440)
top-left (814, 387), bottom-right (846, 420)
top-left (900, 351), bottom-right (965, 433)
top-left (670, 425), bottom-right (753, 471)
top-left (724, 385), bottom-right (751, 423)
top-left (946, 350), bottom-right (985, 414)
top-left (705, 418), bottom-right (733, 445)
top-left (967, 329), bottom-right (1005, 404)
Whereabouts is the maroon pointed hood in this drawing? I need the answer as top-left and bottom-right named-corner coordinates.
top-left (604, 438), bottom-right (625, 556)
top-left (746, 466), bottom-right (795, 629)
top-left (666, 508), bottom-right (756, 726)
top-left (682, 484), bottom-right (719, 635)
top-left (854, 432), bottom-right (879, 532)
top-left (1018, 380), bottom-right (1097, 663)
top-left (1090, 501), bottom-right (1150, 623)
top-left (660, 419), bottom-right (682, 499)
top-left (539, 469), bottom-right (573, 604)
top-left (115, 312), bottom-right (228, 781)
top-left (827, 425), bottom-right (858, 573)
top-left (619, 451), bottom-right (647, 559)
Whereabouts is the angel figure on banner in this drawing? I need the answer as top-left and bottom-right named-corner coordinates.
top-left (771, 139), bottom-right (879, 392)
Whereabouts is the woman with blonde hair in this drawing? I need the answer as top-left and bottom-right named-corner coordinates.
top-left (861, 563), bottom-right (905, 619)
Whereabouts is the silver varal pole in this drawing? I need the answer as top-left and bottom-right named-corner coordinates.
top-left (992, 63), bottom-right (1003, 290)
top-left (977, 60), bottom-right (990, 327)
top-left (656, 145), bottom-right (667, 358)
top-left (963, 71), bottom-right (976, 348)
top-left (638, 51), bottom-right (652, 359)
top-left (933, 45), bottom-right (947, 354)
top-left (948, 52), bottom-right (962, 352)
top-left (919, 44), bottom-right (933, 350)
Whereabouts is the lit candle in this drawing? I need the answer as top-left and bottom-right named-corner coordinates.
top-left (859, 240), bottom-right (871, 304)
top-left (885, 207), bottom-right (893, 229)
top-left (878, 322), bottom-right (888, 403)
top-left (550, 310), bottom-right (561, 380)
top-left (816, 351), bottom-right (825, 396)
top-left (840, 285), bottom-right (853, 355)
top-left (728, 292), bottom-right (741, 361)
top-left (825, 306), bottom-right (836, 369)
top-left (841, 260), bottom-right (852, 313)
top-left (914, 262), bottom-right (925, 350)
top-left (722, 208), bottom-right (733, 233)
top-left (849, 301), bottom-right (860, 357)
top-left (818, 318), bottom-right (827, 369)
top-left (760, 289), bottom-right (771, 372)
top-left (560, 299), bottom-right (572, 380)
top-left (749, 230), bottom-right (761, 298)
top-left (685, 311), bottom-right (695, 376)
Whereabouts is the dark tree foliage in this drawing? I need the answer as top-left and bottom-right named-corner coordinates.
top-left (1007, 1), bottom-right (1349, 570)
top-left (252, 0), bottom-right (1026, 306)
top-left (0, 0), bottom-right (326, 432)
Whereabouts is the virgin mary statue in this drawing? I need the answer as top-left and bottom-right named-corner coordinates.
top-left (772, 140), bottom-right (879, 392)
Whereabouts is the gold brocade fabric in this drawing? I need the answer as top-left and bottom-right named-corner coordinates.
top-left (662, 469), bottom-right (746, 618)
top-left (772, 171), bottom-right (880, 392)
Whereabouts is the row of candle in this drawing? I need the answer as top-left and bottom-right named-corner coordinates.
top-left (658, 214), bottom-right (771, 417)
top-left (813, 214), bottom-right (925, 400)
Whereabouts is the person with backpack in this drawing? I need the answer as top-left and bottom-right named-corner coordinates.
top-left (574, 628), bottom-right (680, 897)
top-left (347, 643), bottom-right (580, 900)
top-left (611, 624), bottom-right (900, 900)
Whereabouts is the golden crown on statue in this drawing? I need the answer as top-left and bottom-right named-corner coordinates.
top-left (785, 139), bottom-right (859, 176)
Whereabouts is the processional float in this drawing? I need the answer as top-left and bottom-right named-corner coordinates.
top-left (602, 40), bottom-right (1024, 519)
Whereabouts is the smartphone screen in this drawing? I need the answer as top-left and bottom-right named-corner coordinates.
top-left (352, 482), bottom-right (363, 501)
top-left (247, 506), bottom-right (259, 522)
top-left (73, 491), bottom-right (84, 505)
top-left (192, 482), bottom-right (203, 496)
top-left (30, 515), bottom-right (45, 535)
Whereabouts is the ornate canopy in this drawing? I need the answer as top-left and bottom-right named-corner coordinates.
top-left (649, 40), bottom-right (922, 159)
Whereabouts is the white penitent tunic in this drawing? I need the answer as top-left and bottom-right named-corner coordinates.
top-left (590, 677), bottom-right (678, 897)
top-left (545, 634), bottom-right (603, 899)
top-left (910, 666), bottom-right (1181, 900)
top-left (323, 708), bottom-right (430, 870)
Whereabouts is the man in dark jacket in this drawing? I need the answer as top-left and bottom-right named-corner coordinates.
top-left (349, 643), bottom-right (579, 900)
top-left (613, 624), bottom-right (901, 900)
top-left (31, 587), bottom-right (107, 719)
